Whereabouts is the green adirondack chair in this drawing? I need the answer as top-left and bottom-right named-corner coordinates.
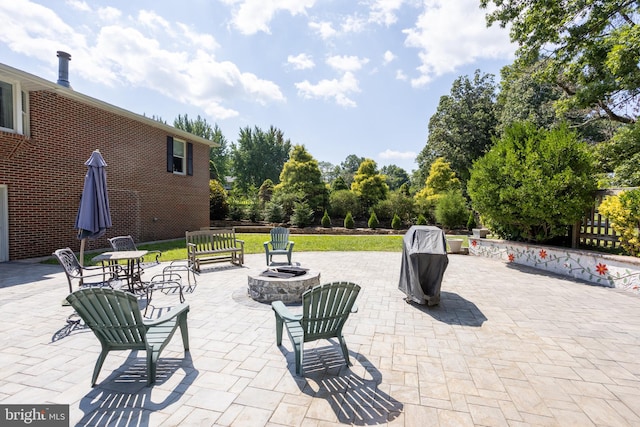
top-left (272, 281), bottom-right (361, 375)
top-left (264, 226), bottom-right (295, 265)
top-left (65, 287), bottom-right (190, 387)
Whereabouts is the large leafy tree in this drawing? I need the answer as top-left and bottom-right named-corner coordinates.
top-left (338, 154), bottom-right (365, 186)
top-left (380, 164), bottom-right (410, 191)
top-left (481, 0), bottom-right (639, 125)
top-left (275, 145), bottom-right (328, 213)
top-left (230, 126), bottom-right (291, 193)
top-left (174, 114), bottom-right (229, 181)
top-left (417, 70), bottom-right (498, 185)
top-left (468, 121), bottom-right (597, 243)
top-left (351, 159), bottom-right (389, 213)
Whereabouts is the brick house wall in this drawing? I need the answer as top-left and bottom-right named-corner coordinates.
top-left (0, 90), bottom-right (211, 260)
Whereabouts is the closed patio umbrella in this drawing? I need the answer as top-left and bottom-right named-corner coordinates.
top-left (75, 149), bottom-right (112, 265)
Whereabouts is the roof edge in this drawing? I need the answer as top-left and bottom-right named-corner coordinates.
top-left (0, 62), bottom-right (218, 148)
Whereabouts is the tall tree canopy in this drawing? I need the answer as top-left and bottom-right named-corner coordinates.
top-left (481, 0), bottom-right (639, 124)
top-left (351, 159), bottom-right (389, 212)
top-left (380, 164), bottom-right (410, 191)
top-left (174, 114), bottom-right (229, 181)
top-left (417, 70), bottom-right (498, 184)
top-left (275, 145), bottom-right (328, 213)
top-left (230, 126), bottom-right (291, 193)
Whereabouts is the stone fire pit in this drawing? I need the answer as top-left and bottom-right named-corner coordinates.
top-left (247, 266), bottom-right (320, 304)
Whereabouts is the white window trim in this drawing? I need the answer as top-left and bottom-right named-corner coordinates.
top-left (173, 138), bottom-right (186, 175)
top-left (0, 78), bottom-right (28, 135)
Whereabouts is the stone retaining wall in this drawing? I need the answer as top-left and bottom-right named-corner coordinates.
top-left (469, 238), bottom-right (640, 295)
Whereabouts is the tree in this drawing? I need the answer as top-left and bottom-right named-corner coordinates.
top-left (338, 154), bottom-right (365, 186)
top-left (496, 64), bottom-right (562, 135)
top-left (230, 126), bottom-right (291, 193)
top-left (274, 145), bottom-right (328, 214)
top-left (174, 114), bottom-right (229, 181)
top-left (318, 161), bottom-right (339, 183)
top-left (417, 70), bottom-right (498, 185)
top-left (209, 179), bottom-right (229, 220)
top-left (481, 0), bottom-right (639, 125)
top-left (467, 122), bottom-right (597, 243)
top-left (331, 176), bottom-right (349, 192)
top-left (415, 158), bottom-right (460, 203)
top-left (595, 121), bottom-right (640, 186)
top-left (350, 159), bottom-right (389, 214)
top-left (380, 164), bottom-right (410, 191)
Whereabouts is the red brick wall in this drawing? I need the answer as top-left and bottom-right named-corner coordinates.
top-left (0, 90), bottom-right (210, 260)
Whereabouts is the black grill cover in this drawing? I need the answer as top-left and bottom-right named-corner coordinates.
top-left (398, 226), bottom-right (449, 305)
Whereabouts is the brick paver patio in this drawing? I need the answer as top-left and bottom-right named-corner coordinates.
top-left (1, 251), bottom-right (639, 426)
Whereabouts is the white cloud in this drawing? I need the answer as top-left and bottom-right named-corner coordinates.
top-left (295, 72), bottom-right (360, 107)
top-left (0, 0), bottom-right (88, 63)
top-left (379, 149), bottom-right (416, 160)
top-left (288, 53), bottom-right (315, 70)
top-left (340, 15), bottom-right (367, 33)
top-left (383, 50), bottom-right (396, 64)
top-left (0, 0), bottom-right (283, 121)
top-left (326, 55), bottom-right (369, 73)
top-left (222, 0), bottom-right (316, 35)
top-left (403, 0), bottom-right (514, 86)
top-left (395, 69), bottom-right (407, 80)
top-left (97, 6), bottom-right (121, 22)
top-left (66, 0), bottom-right (90, 12)
top-left (369, 0), bottom-right (404, 26)
top-left (309, 21), bottom-right (336, 39)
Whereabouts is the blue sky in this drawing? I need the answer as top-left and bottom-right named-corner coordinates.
top-left (0, 0), bottom-right (515, 173)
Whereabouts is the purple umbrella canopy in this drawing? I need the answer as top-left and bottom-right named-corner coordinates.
top-left (75, 150), bottom-right (112, 262)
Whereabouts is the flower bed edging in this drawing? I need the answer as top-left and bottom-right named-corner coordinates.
top-left (469, 238), bottom-right (640, 295)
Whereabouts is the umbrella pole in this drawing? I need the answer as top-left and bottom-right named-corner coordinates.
top-left (79, 238), bottom-right (86, 267)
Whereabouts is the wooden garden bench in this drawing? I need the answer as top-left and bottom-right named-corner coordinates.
top-left (186, 228), bottom-right (244, 272)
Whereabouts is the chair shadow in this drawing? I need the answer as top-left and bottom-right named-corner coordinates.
top-left (406, 291), bottom-right (487, 327)
top-left (51, 317), bottom-right (89, 342)
top-left (284, 343), bottom-right (403, 425)
top-left (77, 352), bottom-right (198, 426)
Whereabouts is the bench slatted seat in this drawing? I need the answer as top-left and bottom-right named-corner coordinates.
top-left (186, 228), bottom-right (244, 272)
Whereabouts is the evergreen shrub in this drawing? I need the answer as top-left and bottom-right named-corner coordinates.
top-left (344, 212), bottom-right (355, 229)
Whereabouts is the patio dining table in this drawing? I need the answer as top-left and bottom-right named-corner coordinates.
top-left (92, 250), bottom-right (148, 293)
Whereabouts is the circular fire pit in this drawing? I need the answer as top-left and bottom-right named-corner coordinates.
top-left (248, 267), bottom-right (320, 304)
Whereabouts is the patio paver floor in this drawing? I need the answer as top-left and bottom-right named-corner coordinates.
top-left (1, 251), bottom-right (639, 426)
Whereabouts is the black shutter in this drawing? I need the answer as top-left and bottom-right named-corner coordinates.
top-left (187, 142), bottom-right (193, 176)
top-left (166, 136), bottom-right (173, 172)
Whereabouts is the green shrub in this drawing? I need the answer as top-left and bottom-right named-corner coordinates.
top-left (344, 212), bottom-right (355, 229)
top-left (247, 199), bottom-right (262, 222)
top-left (374, 192), bottom-right (415, 223)
top-left (599, 189), bottom-right (640, 256)
top-left (391, 213), bottom-right (402, 229)
top-left (264, 201), bottom-right (285, 223)
top-left (368, 210), bottom-right (379, 229)
top-left (291, 201), bottom-right (314, 228)
top-left (468, 121), bottom-right (597, 242)
top-left (258, 179), bottom-right (274, 208)
top-left (272, 190), bottom-right (304, 219)
top-left (416, 213), bottom-right (428, 225)
top-left (330, 189), bottom-right (361, 218)
top-left (467, 212), bottom-right (477, 231)
top-left (321, 210), bottom-right (332, 227)
top-left (209, 179), bottom-right (229, 220)
top-left (228, 202), bottom-right (245, 221)
top-left (435, 189), bottom-right (469, 230)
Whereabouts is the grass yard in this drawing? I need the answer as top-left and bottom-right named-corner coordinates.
top-left (60, 233), bottom-right (469, 266)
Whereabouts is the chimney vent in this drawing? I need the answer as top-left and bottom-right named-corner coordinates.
top-left (56, 51), bottom-right (71, 88)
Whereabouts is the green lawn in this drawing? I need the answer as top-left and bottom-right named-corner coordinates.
top-left (61, 233), bottom-right (469, 266)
